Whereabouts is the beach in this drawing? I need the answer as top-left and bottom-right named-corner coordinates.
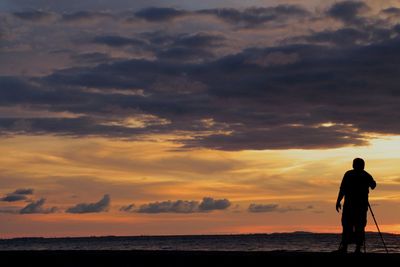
top-left (1, 250), bottom-right (399, 267)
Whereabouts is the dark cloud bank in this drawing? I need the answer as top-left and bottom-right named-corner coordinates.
top-left (11, 5), bottom-right (309, 26)
top-left (138, 197), bottom-right (231, 213)
top-left (1, 188), bottom-right (57, 214)
top-left (19, 198), bottom-right (58, 214)
top-left (119, 203), bottom-right (136, 212)
top-left (1, 189), bottom-right (315, 215)
top-left (66, 194), bottom-right (110, 213)
top-left (3, 1), bottom-right (400, 151)
top-left (0, 192), bottom-right (233, 215)
top-left (248, 203), bottom-right (313, 213)
top-left (122, 197), bottom-right (231, 214)
top-left (1, 188), bottom-right (34, 202)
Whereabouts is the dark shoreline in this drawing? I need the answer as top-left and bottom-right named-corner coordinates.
top-left (1, 250), bottom-right (399, 267)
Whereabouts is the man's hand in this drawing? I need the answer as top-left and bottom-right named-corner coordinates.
top-left (336, 202), bottom-right (341, 212)
top-left (371, 180), bottom-right (377, 190)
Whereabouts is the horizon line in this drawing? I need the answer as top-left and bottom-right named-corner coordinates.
top-left (1, 231), bottom-right (396, 241)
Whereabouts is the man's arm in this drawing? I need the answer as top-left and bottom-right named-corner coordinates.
top-left (336, 173), bottom-right (347, 212)
top-left (336, 190), bottom-right (344, 212)
top-left (370, 177), bottom-right (376, 190)
top-left (367, 171), bottom-right (376, 190)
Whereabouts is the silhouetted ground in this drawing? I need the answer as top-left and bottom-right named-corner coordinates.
top-left (1, 250), bottom-right (399, 267)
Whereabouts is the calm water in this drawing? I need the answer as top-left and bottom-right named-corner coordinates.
top-left (0, 232), bottom-right (398, 253)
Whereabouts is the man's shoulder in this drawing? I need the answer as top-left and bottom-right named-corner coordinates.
top-left (342, 170), bottom-right (353, 181)
top-left (343, 170), bottom-right (373, 180)
top-left (344, 170), bottom-right (354, 176)
top-left (362, 170), bottom-right (374, 178)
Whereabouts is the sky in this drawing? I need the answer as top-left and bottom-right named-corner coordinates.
top-left (1, 0), bottom-right (400, 238)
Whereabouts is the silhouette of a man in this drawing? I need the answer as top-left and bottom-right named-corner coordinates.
top-left (336, 158), bottom-right (376, 253)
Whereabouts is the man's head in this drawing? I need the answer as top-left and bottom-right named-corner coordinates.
top-left (353, 158), bottom-right (365, 171)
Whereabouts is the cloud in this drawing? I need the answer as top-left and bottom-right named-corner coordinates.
top-left (13, 188), bottom-right (34, 195)
top-left (0, 38), bottom-right (394, 150)
top-left (1, 188), bottom-right (34, 202)
top-left (66, 194), bottom-right (110, 213)
top-left (1, 0), bottom-right (157, 12)
top-left (382, 7), bottom-right (400, 16)
top-left (153, 32), bottom-right (226, 62)
top-left (198, 197), bottom-right (231, 211)
top-left (70, 52), bottom-right (112, 65)
top-left (138, 200), bottom-right (199, 213)
top-left (327, 1), bottom-right (369, 25)
top-left (171, 32), bottom-right (226, 49)
top-left (248, 204), bottom-right (279, 213)
top-left (0, 116), bottom-right (167, 139)
top-left (89, 31), bottom-right (225, 62)
top-left (134, 7), bottom-right (188, 22)
top-left (136, 197), bottom-right (231, 213)
top-left (12, 10), bottom-right (55, 22)
top-left (92, 35), bottom-right (149, 48)
top-left (119, 203), bottom-right (136, 212)
top-left (2, 36), bottom-right (398, 150)
top-left (183, 124), bottom-right (366, 151)
top-left (9, 4), bottom-right (311, 26)
top-left (2, 2), bottom-right (400, 151)
top-left (199, 5), bottom-right (310, 27)
top-left (293, 20), bottom-right (396, 46)
top-left (1, 194), bottom-right (27, 202)
top-left (245, 51), bottom-right (299, 67)
top-left (248, 203), bottom-right (313, 213)
top-left (300, 28), bottom-right (370, 46)
top-left (19, 198), bottom-right (58, 214)
top-left (156, 47), bottom-right (215, 62)
top-left (61, 11), bottom-right (113, 23)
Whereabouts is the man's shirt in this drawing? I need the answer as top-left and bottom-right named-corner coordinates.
top-left (340, 170), bottom-right (376, 207)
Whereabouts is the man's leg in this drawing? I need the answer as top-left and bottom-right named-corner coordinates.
top-left (354, 209), bottom-right (368, 253)
top-left (354, 225), bottom-right (365, 253)
top-left (340, 213), bottom-right (352, 253)
top-left (340, 226), bottom-right (352, 252)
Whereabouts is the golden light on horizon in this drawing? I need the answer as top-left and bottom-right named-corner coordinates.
top-left (1, 133), bottom-right (400, 237)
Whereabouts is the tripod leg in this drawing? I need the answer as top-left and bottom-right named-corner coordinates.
top-left (363, 232), bottom-right (366, 253)
top-left (368, 203), bottom-right (389, 253)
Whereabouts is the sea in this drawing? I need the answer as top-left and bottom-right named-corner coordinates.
top-left (0, 232), bottom-right (398, 253)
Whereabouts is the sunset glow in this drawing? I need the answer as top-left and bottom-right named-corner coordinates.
top-left (1, 0), bottom-right (400, 238)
